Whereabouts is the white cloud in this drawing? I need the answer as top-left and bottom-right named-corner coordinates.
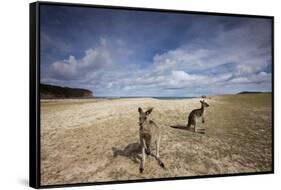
top-left (43, 22), bottom-right (272, 97)
top-left (152, 48), bottom-right (212, 72)
top-left (228, 72), bottom-right (271, 85)
top-left (50, 38), bottom-right (112, 80)
top-left (151, 21), bottom-right (271, 79)
top-left (41, 32), bottom-right (72, 53)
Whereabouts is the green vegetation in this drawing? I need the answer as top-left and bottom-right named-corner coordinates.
top-left (40, 83), bottom-right (93, 99)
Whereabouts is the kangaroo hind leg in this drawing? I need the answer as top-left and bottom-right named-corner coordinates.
top-left (140, 139), bottom-right (148, 173)
top-left (155, 137), bottom-right (165, 168)
top-left (139, 145), bottom-right (146, 173)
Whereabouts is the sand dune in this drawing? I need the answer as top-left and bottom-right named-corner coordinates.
top-left (40, 93), bottom-right (272, 185)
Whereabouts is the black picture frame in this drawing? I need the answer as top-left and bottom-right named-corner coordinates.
top-left (29, 1), bottom-right (274, 189)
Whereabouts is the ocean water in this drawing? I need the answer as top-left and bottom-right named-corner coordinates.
top-left (152, 97), bottom-right (195, 100)
top-left (95, 96), bottom-right (195, 100)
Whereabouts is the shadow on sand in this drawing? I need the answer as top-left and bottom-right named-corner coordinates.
top-left (112, 143), bottom-right (166, 169)
top-left (170, 125), bottom-right (205, 134)
top-left (112, 143), bottom-right (142, 163)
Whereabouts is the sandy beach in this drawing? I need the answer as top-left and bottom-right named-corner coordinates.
top-left (40, 93), bottom-right (272, 185)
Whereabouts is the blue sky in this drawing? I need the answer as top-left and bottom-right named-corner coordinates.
top-left (40, 5), bottom-right (272, 97)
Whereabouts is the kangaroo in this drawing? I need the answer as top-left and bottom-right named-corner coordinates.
top-left (138, 107), bottom-right (165, 173)
top-left (187, 100), bottom-right (210, 132)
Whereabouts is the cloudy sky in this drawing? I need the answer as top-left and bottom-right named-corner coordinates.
top-left (40, 5), bottom-right (272, 97)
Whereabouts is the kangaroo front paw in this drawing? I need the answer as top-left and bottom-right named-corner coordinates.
top-left (139, 167), bottom-right (144, 173)
top-left (159, 162), bottom-right (165, 168)
top-left (145, 149), bottom-right (150, 155)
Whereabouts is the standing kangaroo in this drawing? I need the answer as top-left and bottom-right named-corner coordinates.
top-left (187, 100), bottom-right (210, 132)
top-left (138, 107), bottom-right (165, 173)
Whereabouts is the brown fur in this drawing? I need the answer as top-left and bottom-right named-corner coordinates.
top-left (187, 100), bottom-right (210, 132)
top-left (138, 107), bottom-right (165, 173)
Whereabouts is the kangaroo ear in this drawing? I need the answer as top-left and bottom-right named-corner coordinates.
top-left (145, 107), bottom-right (153, 115)
top-left (138, 107), bottom-right (143, 113)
